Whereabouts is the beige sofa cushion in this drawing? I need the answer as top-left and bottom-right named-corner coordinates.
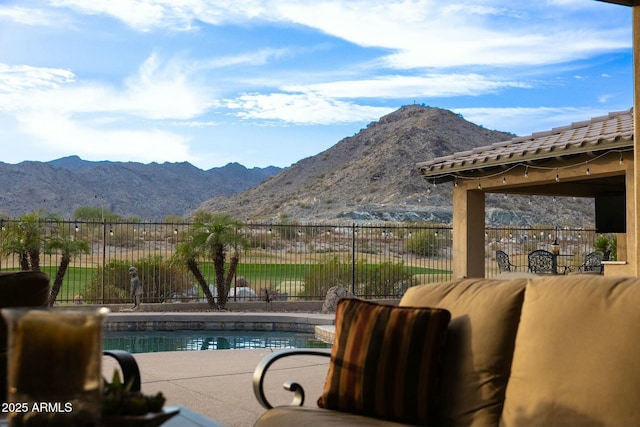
top-left (501, 276), bottom-right (640, 427)
top-left (400, 278), bottom-right (527, 427)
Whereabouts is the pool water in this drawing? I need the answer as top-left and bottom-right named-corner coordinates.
top-left (103, 330), bottom-right (331, 353)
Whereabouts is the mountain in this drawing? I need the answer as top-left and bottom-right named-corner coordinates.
top-left (0, 158), bottom-right (280, 220)
top-left (197, 105), bottom-right (594, 226)
top-left (2, 105), bottom-right (595, 226)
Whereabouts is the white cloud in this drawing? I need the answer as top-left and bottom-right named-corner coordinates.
top-left (201, 48), bottom-right (294, 69)
top-left (454, 106), bottom-right (619, 136)
top-left (50, 0), bottom-right (172, 31)
top-left (226, 92), bottom-right (393, 124)
top-left (0, 5), bottom-right (68, 27)
top-left (172, 120), bottom-right (220, 127)
top-left (50, 0), bottom-right (270, 31)
top-left (0, 64), bottom-right (75, 92)
top-left (0, 55), bottom-right (214, 120)
top-left (271, 1), bottom-right (629, 69)
top-left (48, 1), bottom-right (630, 69)
top-left (121, 54), bottom-right (215, 119)
top-left (15, 111), bottom-right (195, 163)
top-left (222, 73), bottom-right (530, 124)
top-left (284, 74), bottom-right (530, 99)
top-left (598, 93), bottom-right (617, 104)
top-left (0, 56), bottom-right (209, 163)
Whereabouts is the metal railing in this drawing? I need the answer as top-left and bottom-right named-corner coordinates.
top-left (0, 220), bottom-right (605, 304)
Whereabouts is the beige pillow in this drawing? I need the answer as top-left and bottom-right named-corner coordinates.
top-left (400, 277), bottom-right (528, 426)
top-left (501, 276), bottom-right (640, 427)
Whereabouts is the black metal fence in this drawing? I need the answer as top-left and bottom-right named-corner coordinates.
top-left (0, 220), bottom-right (606, 305)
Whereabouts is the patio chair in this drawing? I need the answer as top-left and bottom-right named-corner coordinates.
top-left (576, 251), bottom-right (605, 274)
top-left (496, 250), bottom-right (523, 273)
top-left (528, 249), bottom-right (568, 274)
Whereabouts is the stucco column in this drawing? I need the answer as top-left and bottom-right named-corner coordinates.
top-left (452, 185), bottom-right (485, 278)
top-left (633, 2), bottom-right (640, 275)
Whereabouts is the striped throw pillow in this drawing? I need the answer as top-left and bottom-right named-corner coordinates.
top-left (317, 299), bottom-right (450, 425)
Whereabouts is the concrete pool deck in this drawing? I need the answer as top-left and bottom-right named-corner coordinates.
top-left (102, 311), bottom-right (336, 427)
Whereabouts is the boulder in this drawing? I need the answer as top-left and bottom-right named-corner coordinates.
top-left (322, 286), bottom-right (355, 313)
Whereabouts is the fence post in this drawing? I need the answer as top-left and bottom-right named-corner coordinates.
top-left (352, 223), bottom-right (356, 294)
top-left (102, 220), bottom-right (106, 304)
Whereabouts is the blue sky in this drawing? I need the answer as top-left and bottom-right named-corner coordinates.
top-left (0, 1), bottom-right (633, 170)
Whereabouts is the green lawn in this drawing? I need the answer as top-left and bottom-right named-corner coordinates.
top-left (220, 263), bottom-right (446, 285)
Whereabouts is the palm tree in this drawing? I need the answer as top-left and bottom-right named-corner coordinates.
top-left (44, 222), bottom-right (91, 306)
top-left (172, 212), bottom-right (247, 309)
top-left (173, 232), bottom-right (216, 307)
top-left (1, 222), bottom-right (30, 270)
top-left (0, 211), bottom-right (51, 271)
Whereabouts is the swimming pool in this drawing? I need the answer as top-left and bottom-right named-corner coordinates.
top-left (103, 330), bottom-right (331, 353)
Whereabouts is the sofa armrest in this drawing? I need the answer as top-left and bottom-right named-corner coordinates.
top-left (103, 349), bottom-right (141, 392)
top-left (252, 348), bottom-right (331, 409)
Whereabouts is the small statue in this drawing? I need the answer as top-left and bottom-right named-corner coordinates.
top-left (128, 266), bottom-right (143, 309)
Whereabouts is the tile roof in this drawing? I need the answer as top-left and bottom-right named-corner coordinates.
top-left (417, 108), bottom-right (633, 181)
top-left (595, 0), bottom-right (633, 6)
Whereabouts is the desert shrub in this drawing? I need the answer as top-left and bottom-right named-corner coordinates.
top-left (406, 229), bottom-right (439, 257)
top-left (301, 255), bottom-right (352, 297)
top-left (301, 256), bottom-right (415, 299)
top-left (82, 255), bottom-right (191, 303)
top-left (82, 260), bottom-right (129, 303)
top-left (357, 260), bottom-right (416, 298)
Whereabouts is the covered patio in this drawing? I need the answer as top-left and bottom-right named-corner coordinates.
top-left (417, 109), bottom-right (634, 278)
top-left (417, 0), bottom-right (640, 279)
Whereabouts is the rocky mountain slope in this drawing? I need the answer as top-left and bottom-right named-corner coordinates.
top-left (197, 105), bottom-right (594, 226)
top-left (0, 156), bottom-right (279, 220)
top-left (3, 105), bottom-right (595, 226)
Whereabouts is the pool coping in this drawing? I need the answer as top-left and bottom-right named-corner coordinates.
top-left (104, 311), bottom-right (335, 334)
top-left (314, 325), bottom-right (336, 344)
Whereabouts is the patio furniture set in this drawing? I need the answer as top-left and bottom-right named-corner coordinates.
top-left (496, 249), bottom-right (610, 275)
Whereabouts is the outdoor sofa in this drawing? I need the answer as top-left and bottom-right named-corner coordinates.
top-left (253, 274), bottom-right (640, 426)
